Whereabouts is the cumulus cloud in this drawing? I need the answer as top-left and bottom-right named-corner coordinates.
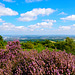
top-left (25, 0), bottom-right (42, 3)
top-left (3, 0), bottom-right (15, 2)
top-left (58, 24), bottom-right (75, 31)
top-left (42, 19), bottom-right (56, 22)
top-left (58, 12), bottom-right (67, 15)
top-left (41, 28), bottom-right (44, 31)
top-left (56, 24), bottom-right (75, 35)
top-left (0, 3), bottom-right (18, 16)
top-left (0, 3), bottom-right (5, 7)
top-left (0, 23), bottom-right (27, 31)
top-left (0, 18), bottom-right (5, 22)
top-left (72, 24), bottom-right (75, 26)
top-left (59, 26), bottom-right (71, 30)
top-left (60, 15), bottom-right (75, 21)
top-left (18, 8), bottom-right (55, 21)
top-left (28, 19), bottom-right (56, 30)
top-left (0, 19), bottom-right (56, 32)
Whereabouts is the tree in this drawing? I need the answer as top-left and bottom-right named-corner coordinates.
top-left (0, 35), bottom-right (3, 41)
top-left (0, 35), bottom-right (7, 49)
top-left (21, 42), bottom-right (34, 49)
top-left (65, 37), bottom-right (73, 46)
top-left (65, 37), bottom-right (75, 54)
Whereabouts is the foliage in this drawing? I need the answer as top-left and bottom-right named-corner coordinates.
top-left (54, 37), bottom-right (75, 55)
top-left (0, 35), bottom-right (75, 55)
top-left (0, 40), bottom-right (75, 75)
top-left (0, 35), bottom-right (3, 41)
top-left (21, 42), bottom-right (34, 49)
top-left (0, 35), bottom-right (7, 49)
top-left (20, 37), bottom-right (75, 55)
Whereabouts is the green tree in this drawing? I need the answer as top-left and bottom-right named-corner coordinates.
top-left (21, 42), bottom-right (34, 49)
top-left (65, 37), bottom-right (75, 54)
top-left (65, 37), bottom-right (73, 46)
top-left (0, 35), bottom-right (3, 41)
top-left (54, 41), bottom-right (65, 50)
top-left (0, 35), bottom-right (6, 49)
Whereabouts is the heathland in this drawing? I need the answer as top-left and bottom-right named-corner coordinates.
top-left (0, 35), bottom-right (75, 75)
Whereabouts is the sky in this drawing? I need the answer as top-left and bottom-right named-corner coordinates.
top-left (0, 0), bottom-right (75, 35)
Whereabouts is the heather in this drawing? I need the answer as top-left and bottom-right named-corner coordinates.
top-left (0, 40), bottom-right (75, 75)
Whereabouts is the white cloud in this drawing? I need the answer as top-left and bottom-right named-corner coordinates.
top-left (59, 26), bottom-right (71, 30)
top-left (58, 12), bottom-right (67, 15)
top-left (0, 19), bottom-right (56, 32)
top-left (60, 15), bottom-right (75, 21)
top-left (41, 28), bottom-right (44, 31)
top-left (25, 0), bottom-right (42, 3)
top-left (3, 0), bottom-right (15, 2)
top-left (28, 19), bottom-right (56, 30)
top-left (42, 19), bottom-right (56, 22)
top-left (0, 3), bottom-right (18, 16)
top-left (0, 3), bottom-right (5, 7)
top-left (0, 23), bottom-right (27, 31)
top-left (59, 24), bottom-right (75, 30)
top-left (18, 17), bottom-right (37, 22)
top-left (56, 24), bottom-right (75, 35)
top-left (0, 18), bottom-right (5, 22)
top-left (72, 24), bottom-right (75, 26)
top-left (18, 8), bottom-right (55, 21)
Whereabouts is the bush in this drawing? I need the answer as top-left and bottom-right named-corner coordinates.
top-left (0, 40), bottom-right (75, 75)
top-left (0, 42), bottom-right (4, 49)
top-left (0, 35), bottom-right (3, 41)
top-left (21, 42), bottom-right (34, 49)
top-left (0, 35), bottom-right (7, 49)
top-left (54, 37), bottom-right (75, 55)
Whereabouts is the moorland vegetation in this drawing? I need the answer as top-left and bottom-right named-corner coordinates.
top-left (0, 35), bottom-right (75, 75)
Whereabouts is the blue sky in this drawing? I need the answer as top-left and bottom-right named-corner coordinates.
top-left (0, 0), bottom-right (75, 35)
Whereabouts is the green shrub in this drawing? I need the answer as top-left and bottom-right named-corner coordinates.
top-left (21, 42), bottom-right (34, 49)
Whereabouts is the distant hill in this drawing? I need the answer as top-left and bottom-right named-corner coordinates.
top-left (2, 35), bottom-right (75, 42)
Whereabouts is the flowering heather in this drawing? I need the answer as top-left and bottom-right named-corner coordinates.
top-left (0, 40), bottom-right (75, 75)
